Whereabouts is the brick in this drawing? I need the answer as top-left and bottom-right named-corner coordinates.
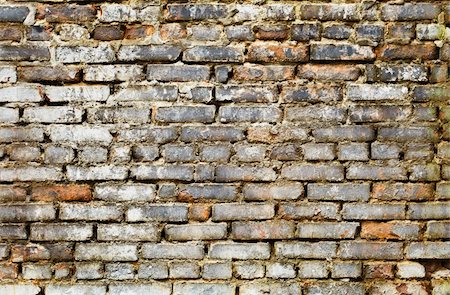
top-left (279, 203), bottom-right (339, 220)
top-left (234, 262), bottom-right (264, 279)
top-left (409, 203), bottom-right (450, 220)
top-left (332, 262), bottom-right (362, 278)
top-left (42, 5), bottom-right (96, 23)
top-left (247, 44), bottom-right (308, 63)
top-left (234, 65), bottom-right (294, 81)
top-left (282, 85), bottom-right (342, 103)
top-left (275, 241), bottom-right (337, 259)
top-left (0, 263), bottom-right (18, 279)
top-left (165, 223), bottom-right (227, 241)
top-left (281, 164), bottom-right (344, 181)
top-left (97, 224), bottom-right (159, 241)
top-left (0, 45), bottom-right (50, 61)
top-left (99, 4), bottom-right (159, 22)
top-left (381, 3), bottom-right (440, 21)
top-left (88, 107), bottom-right (150, 124)
top-left (0, 66), bottom-right (16, 82)
top-left (0, 167), bottom-right (62, 182)
top-left (138, 262), bottom-right (168, 279)
top-left (23, 106), bottom-right (82, 123)
top-left (243, 183), bottom-right (303, 201)
top-left (84, 65), bottom-right (143, 82)
top-left (323, 24), bottom-right (352, 39)
top-left (67, 165), bottom-right (127, 181)
top-left (167, 4), bottom-right (227, 21)
top-left (361, 222), bottom-right (419, 240)
top-left (311, 44), bottom-right (374, 61)
top-left (340, 242), bottom-right (403, 260)
top-left (305, 283), bottom-right (364, 295)
top-left (212, 204), bottom-right (274, 221)
top-left (414, 86), bottom-right (450, 102)
top-left (373, 183), bottom-right (434, 201)
top-left (0, 6), bottom-right (30, 22)
top-left (376, 44), bottom-right (438, 60)
top-left (437, 182), bottom-right (450, 199)
top-left (342, 203), bottom-right (405, 220)
top-left (209, 242), bottom-right (270, 260)
top-left (0, 204), bottom-right (55, 222)
top-left (301, 4), bottom-right (360, 21)
top-left (163, 144), bottom-right (194, 162)
top-left (92, 25), bottom-right (124, 40)
top-left (75, 263), bottom-right (104, 279)
top-left (378, 127), bottom-right (438, 142)
top-left (338, 143), bottom-right (369, 161)
top-left (46, 85), bottom-right (109, 102)
top-left (302, 143), bottom-right (335, 160)
top-left (111, 86), bottom-right (177, 102)
top-left (215, 165), bottom-right (276, 182)
top-left (426, 221), bottom-right (450, 239)
top-left (148, 65), bottom-right (209, 82)
top-left (347, 164), bottom-right (407, 180)
top-left (142, 243), bottom-right (204, 259)
top-left (313, 126), bottom-right (375, 142)
top-left (233, 5), bottom-right (265, 22)
top-left (156, 106), bottom-right (215, 123)
top-left (203, 262), bottom-right (232, 279)
top-left (95, 184), bottom-right (155, 202)
top-left (406, 242), bottom-right (450, 259)
top-left (75, 244), bottom-right (137, 261)
top-left (232, 221), bottom-right (295, 240)
top-left (297, 64), bottom-right (360, 80)
top-left (60, 204), bottom-right (122, 221)
top-left (267, 262), bottom-right (296, 278)
top-left (171, 262), bottom-right (200, 278)
top-left (181, 126), bottom-right (244, 142)
top-left (397, 262), bottom-right (426, 278)
top-left (0, 225), bottom-right (26, 239)
top-left (32, 185), bottom-right (91, 202)
top-left (109, 284), bottom-right (171, 295)
top-left (307, 183), bottom-right (370, 202)
top-left (56, 44), bottom-right (115, 63)
top-left (174, 283), bottom-right (235, 295)
top-left (0, 285), bottom-right (40, 295)
top-left (178, 184), bottom-right (237, 202)
top-left (254, 25), bottom-right (288, 40)
top-left (0, 26), bottom-right (22, 42)
top-left (370, 283), bottom-right (428, 295)
top-left (225, 25), bottom-right (254, 41)
top-left (216, 85), bottom-right (276, 103)
top-left (11, 243), bottom-right (73, 262)
top-left (131, 165), bottom-right (193, 181)
top-left (219, 106), bottom-right (281, 123)
top-left (126, 204), bottom-right (187, 222)
top-left (118, 127), bottom-right (177, 143)
top-left (184, 46), bottom-right (244, 63)
top-left (350, 106), bottom-right (411, 123)
top-left (0, 127), bottom-right (43, 143)
top-left (298, 260), bottom-right (328, 278)
top-left (348, 84), bottom-right (408, 101)
top-left (410, 164), bottom-right (440, 181)
top-left (297, 222), bottom-right (358, 239)
top-left (267, 4), bottom-right (294, 20)
top-left (0, 86), bottom-right (42, 103)
top-left (286, 106), bottom-right (345, 123)
top-left (379, 64), bottom-right (427, 82)
top-left (18, 66), bottom-right (80, 82)
top-left (30, 224), bottom-right (93, 241)
top-left (240, 282), bottom-right (301, 295)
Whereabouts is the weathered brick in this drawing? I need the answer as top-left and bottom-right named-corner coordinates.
top-left (414, 86), bottom-right (450, 102)
top-left (406, 242), bottom-right (450, 259)
top-left (212, 203), bottom-right (274, 221)
top-left (0, 204), bottom-right (55, 222)
top-left (350, 105), bottom-right (411, 122)
top-left (313, 126), bottom-right (375, 142)
top-left (178, 184), bottom-right (237, 202)
top-left (247, 44), bottom-right (308, 63)
top-left (0, 86), bottom-right (42, 103)
top-left (409, 203), bottom-right (450, 220)
top-left (347, 164), bottom-right (407, 180)
top-left (181, 126), bottom-right (244, 142)
top-left (275, 241), bottom-right (337, 258)
top-left (348, 84), bottom-right (408, 101)
top-left (297, 64), bottom-right (360, 80)
top-left (23, 107), bottom-right (82, 123)
top-left (131, 165), bottom-right (193, 181)
top-left (234, 65), bottom-right (294, 81)
top-left (112, 85), bottom-right (177, 102)
top-left (99, 4), bottom-right (159, 22)
top-left (372, 183), bottom-right (434, 201)
top-left (167, 4), bottom-right (227, 21)
top-left (142, 243), bottom-right (204, 259)
top-left (340, 241), bottom-right (403, 260)
top-left (0, 45), bottom-right (50, 61)
top-left (286, 106), bottom-right (345, 123)
top-left (30, 224), bottom-right (93, 241)
top-left (282, 164), bottom-right (344, 181)
top-left (18, 66), bottom-right (80, 82)
top-left (307, 183), bottom-right (370, 202)
top-left (305, 283), bottom-right (364, 295)
top-left (147, 65), bottom-right (209, 82)
top-left (361, 222), bottom-right (420, 240)
top-left (46, 85), bottom-right (109, 102)
top-left (84, 65), bottom-right (143, 82)
top-left (209, 242), bottom-right (270, 260)
top-left (282, 85), bottom-right (342, 103)
top-left (156, 106), bottom-right (215, 123)
top-left (311, 44), bottom-right (375, 61)
top-left (75, 244), bottom-right (137, 261)
top-left (67, 165), bottom-right (127, 181)
top-left (0, 285), bottom-right (40, 295)
top-left (109, 284), bottom-right (171, 295)
top-left (426, 221), bottom-right (450, 239)
top-left (302, 3), bottom-right (360, 20)
top-left (381, 3), bottom-right (440, 21)
top-left (243, 183), bottom-right (303, 201)
top-left (342, 203), bottom-right (405, 220)
top-left (0, 167), bottom-right (62, 182)
top-left (60, 204), bottom-right (122, 221)
top-left (376, 44), bottom-right (438, 60)
top-left (126, 204), bottom-right (188, 222)
top-left (184, 46), bottom-right (244, 63)
top-left (297, 222), bottom-right (358, 239)
top-left (0, 127), bottom-right (43, 142)
top-left (42, 5), bottom-right (96, 23)
top-left (378, 127), bottom-right (438, 142)
top-left (92, 25), bottom-right (124, 41)
top-left (32, 185), bottom-right (91, 202)
top-left (165, 223), bottom-right (227, 241)
top-left (0, 224), bottom-right (26, 239)
top-left (240, 282), bottom-right (301, 295)
top-left (219, 106), bottom-right (281, 123)
top-left (232, 221), bottom-right (295, 240)
top-left (225, 25), bottom-right (254, 41)
top-left (216, 85), bottom-right (276, 103)
top-left (332, 262), bottom-right (362, 279)
top-left (279, 203), bottom-right (339, 220)
top-left (97, 224), bottom-right (159, 241)
top-left (56, 45), bottom-right (115, 63)
top-left (215, 165), bottom-right (276, 182)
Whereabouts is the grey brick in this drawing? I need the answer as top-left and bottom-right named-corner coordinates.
top-left (0, 285), bottom-right (41, 295)
top-left (173, 283), bottom-right (235, 295)
top-left (215, 165), bottom-right (276, 182)
top-left (180, 126), bottom-right (244, 142)
top-left (212, 203), bottom-right (274, 221)
top-left (243, 183), bottom-right (303, 201)
top-left (178, 184), bottom-right (237, 202)
top-left (165, 223), bottom-right (227, 241)
top-left (347, 164), bottom-right (407, 180)
top-left (298, 260), bottom-right (328, 278)
top-left (307, 183), bottom-right (370, 201)
top-left (0, 127), bottom-right (43, 143)
top-left (209, 242), bottom-right (270, 260)
top-left (240, 282), bottom-right (301, 295)
top-left (343, 203), bottom-right (405, 220)
top-left (275, 241), bottom-right (337, 258)
top-left (56, 45), bottom-right (115, 63)
top-left (305, 283), bottom-right (364, 295)
top-left (46, 86), bottom-right (109, 102)
top-left (126, 204), bottom-right (188, 222)
top-left (279, 203), bottom-right (339, 220)
top-left (409, 203), bottom-right (450, 220)
top-left (75, 244), bottom-right (137, 261)
top-left (311, 44), bottom-right (374, 61)
top-left (0, 45), bottom-right (50, 61)
top-left (340, 241), bottom-right (403, 260)
top-left (406, 242), bottom-right (450, 259)
top-left (382, 3), bottom-right (440, 21)
top-left (156, 106), bottom-right (215, 123)
top-left (167, 4), bottom-right (228, 21)
top-left (95, 184), bottom-right (155, 202)
top-left (282, 85), bottom-right (342, 103)
top-left (97, 224), bottom-right (159, 241)
top-left (0, 167), bottom-right (62, 182)
top-left (169, 262), bottom-right (200, 279)
top-left (67, 166), bottom-right (128, 181)
top-left (0, 204), bottom-right (55, 222)
top-left (142, 243), bottom-right (204, 259)
top-left (111, 86), bottom-right (177, 102)
top-left (30, 224), bottom-right (93, 241)
top-left (218, 106), bottom-right (281, 123)
top-left (87, 107), bottom-right (150, 124)
top-left (297, 222), bottom-right (359, 239)
top-left (281, 164), bottom-right (344, 181)
top-left (60, 204), bottom-right (122, 221)
top-left (131, 165), bottom-right (193, 181)
top-left (138, 263), bottom-right (168, 279)
top-left (232, 221), bottom-right (295, 240)
top-left (118, 127), bottom-right (177, 143)
top-left (184, 46), bottom-right (244, 63)
top-left (267, 262), bottom-right (296, 279)
top-left (84, 65), bottom-right (144, 82)
top-left (347, 84), bottom-right (408, 101)
top-left (147, 65), bottom-right (210, 82)
top-left (23, 107), bottom-right (82, 123)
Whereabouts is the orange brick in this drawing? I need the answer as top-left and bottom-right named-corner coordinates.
top-left (31, 185), bottom-right (91, 201)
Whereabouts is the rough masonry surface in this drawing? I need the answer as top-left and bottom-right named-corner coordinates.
top-left (0, 0), bottom-right (449, 294)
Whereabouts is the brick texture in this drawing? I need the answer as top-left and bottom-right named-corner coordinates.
top-left (0, 0), bottom-right (448, 294)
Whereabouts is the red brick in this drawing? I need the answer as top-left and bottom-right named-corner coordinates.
top-left (31, 185), bottom-right (92, 202)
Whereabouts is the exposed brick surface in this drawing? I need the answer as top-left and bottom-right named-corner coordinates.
top-left (0, 0), bottom-right (447, 292)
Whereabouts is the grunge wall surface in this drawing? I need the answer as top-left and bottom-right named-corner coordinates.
top-left (0, 0), bottom-right (449, 294)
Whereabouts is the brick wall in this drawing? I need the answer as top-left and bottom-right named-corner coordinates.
top-left (0, 1), bottom-right (449, 294)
